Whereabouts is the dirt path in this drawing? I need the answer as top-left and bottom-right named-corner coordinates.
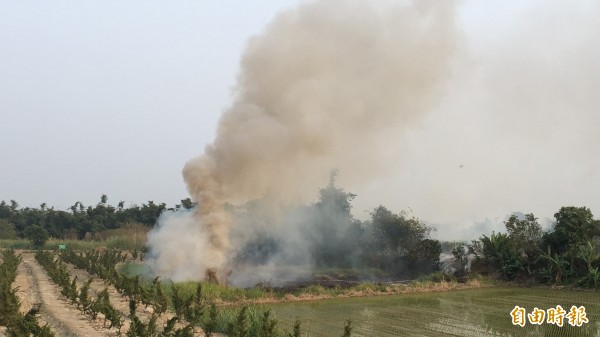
top-left (14, 255), bottom-right (34, 314)
top-left (16, 252), bottom-right (116, 337)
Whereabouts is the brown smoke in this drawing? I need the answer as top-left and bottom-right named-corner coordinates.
top-left (150, 0), bottom-right (463, 281)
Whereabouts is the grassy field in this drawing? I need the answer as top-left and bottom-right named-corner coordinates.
top-left (263, 287), bottom-right (600, 337)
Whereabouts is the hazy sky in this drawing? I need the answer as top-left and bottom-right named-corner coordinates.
top-left (1, 0), bottom-right (297, 207)
top-left (1, 1), bottom-right (599, 239)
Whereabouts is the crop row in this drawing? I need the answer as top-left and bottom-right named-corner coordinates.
top-left (37, 250), bottom-right (204, 336)
top-left (60, 249), bottom-right (170, 313)
top-left (0, 249), bottom-right (55, 337)
top-left (58, 249), bottom-right (354, 337)
top-left (35, 250), bottom-right (125, 331)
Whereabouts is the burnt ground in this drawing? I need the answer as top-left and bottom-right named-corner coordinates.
top-left (255, 273), bottom-right (412, 293)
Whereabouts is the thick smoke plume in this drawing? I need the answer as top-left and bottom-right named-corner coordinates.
top-left (148, 0), bottom-right (462, 283)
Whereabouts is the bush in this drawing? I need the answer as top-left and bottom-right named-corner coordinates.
top-left (24, 225), bottom-right (50, 249)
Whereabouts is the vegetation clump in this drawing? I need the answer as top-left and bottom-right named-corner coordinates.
top-left (464, 207), bottom-right (600, 288)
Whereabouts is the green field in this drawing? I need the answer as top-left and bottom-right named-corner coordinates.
top-left (265, 288), bottom-right (600, 337)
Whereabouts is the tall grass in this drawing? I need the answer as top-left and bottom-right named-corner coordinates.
top-left (159, 281), bottom-right (271, 303)
top-left (0, 239), bottom-right (32, 250)
top-left (0, 223), bottom-right (149, 251)
top-left (97, 223), bottom-right (149, 250)
top-left (205, 305), bottom-right (288, 337)
top-left (0, 239), bottom-right (100, 250)
top-left (0, 236), bottom-right (146, 251)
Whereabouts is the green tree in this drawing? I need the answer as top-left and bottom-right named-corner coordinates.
top-left (544, 206), bottom-right (600, 275)
top-left (23, 224), bottom-right (49, 249)
top-left (307, 171), bottom-right (357, 268)
top-left (505, 213), bottom-right (542, 275)
top-left (480, 232), bottom-right (523, 280)
top-left (407, 239), bottom-right (442, 275)
top-left (451, 244), bottom-right (467, 263)
top-left (0, 219), bottom-right (17, 239)
top-left (180, 198), bottom-right (195, 210)
top-left (364, 205), bottom-right (436, 276)
top-left (0, 201), bottom-right (13, 218)
top-left (505, 213), bottom-right (542, 246)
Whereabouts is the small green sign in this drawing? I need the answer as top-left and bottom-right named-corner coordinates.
top-left (58, 244), bottom-right (66, 250)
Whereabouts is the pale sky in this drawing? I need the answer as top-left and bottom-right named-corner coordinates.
top-left (1, 1), bottom-right (599, 239)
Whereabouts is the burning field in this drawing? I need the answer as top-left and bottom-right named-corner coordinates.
top-left (147, 0), bottom-right (462, 287)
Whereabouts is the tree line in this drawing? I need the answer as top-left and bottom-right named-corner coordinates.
top-left (0, 196), bottom-right (195, 242)
top-left (2, 182), bottom-right (442, 280)
top-left (2, 186), bottom-right (599, 287)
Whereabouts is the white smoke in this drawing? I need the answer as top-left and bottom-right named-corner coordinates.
top-left (148, 0), bottom-right (463, 283)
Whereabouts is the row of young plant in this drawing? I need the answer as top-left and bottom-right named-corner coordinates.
top-left (34, 250), bottom-right (126, 332)
top-left (58, 249), bottom-right (354, 337)
top-left (210, 306), bottom-right (353, 337)
top-left (0, 249), bottom-right (55, 337)
top-left (37, 250), bottom-right (204, 336)
top-left (43, 249), bottom-right (231, 336)
top-left (60, 249), bottom-right (168, 310)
